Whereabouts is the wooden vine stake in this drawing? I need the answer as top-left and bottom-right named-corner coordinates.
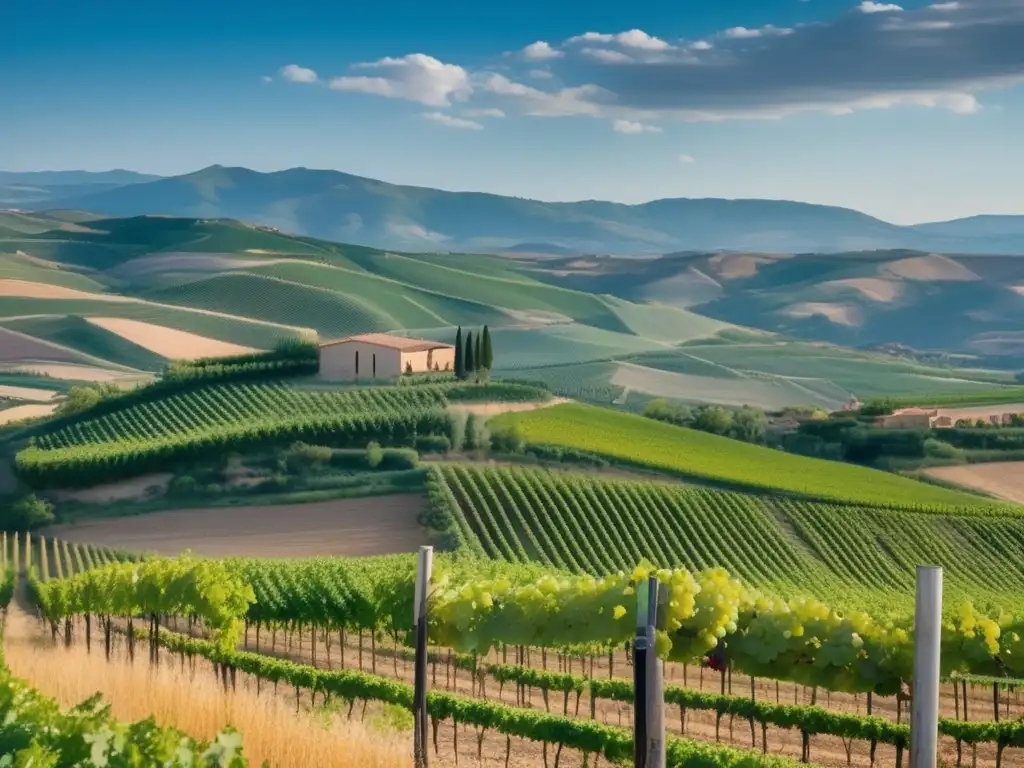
top-left (413, 545), bottom-right (433, 768)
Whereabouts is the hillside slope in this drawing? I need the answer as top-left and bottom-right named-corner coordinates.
top-left (38, 165), bottom-right (1024, 255)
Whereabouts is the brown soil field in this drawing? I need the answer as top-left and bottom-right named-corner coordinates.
top-left (85, 317), bottom-right (260, 359)
top-left (0, 402), bottom-right (57, 424)
top-left (936, 403), bottom-right (1024, 421)
top-left (782, 302), bottom-right (862, 327)
top-left (47, 493), bottom-right (431, 557)
top-left (0, 383), bottom-right (59, 400)
top-left (823, 277), bottom-right (902, 302)
top-left (448, 398), bottom-right (568, 418)
top-left (12, 362), bottom-right (146, 382)
top-left (924, 462), bottom-right (1024, 505)
top-left (0, 278), bottom-right (131, 301)
top-left (881, 254), bottom-right (980, 282)
top-left (53, 473), bottom-right (173, 503)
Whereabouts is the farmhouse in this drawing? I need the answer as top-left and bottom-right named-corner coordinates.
top-left (877, 408), bottom-right (939, 429)
top-left (318, 333), bottom-right (455, 381)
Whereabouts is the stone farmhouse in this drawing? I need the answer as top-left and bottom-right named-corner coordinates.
top-left (318, 333), bottom-right (455, 381)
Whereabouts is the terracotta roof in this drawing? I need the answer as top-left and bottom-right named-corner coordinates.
top-left (319, 333), bottom-right (454, 353)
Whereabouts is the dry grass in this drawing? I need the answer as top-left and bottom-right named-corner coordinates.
top-left (2, 608), bottom-right (411, 768)
top-left (881, 254), bottom-right (980, 282)
top-left (781, 301), bottom-right (862, 327)
top-left (0, 403), bottom-right (57, 425)
top-left (0, 278), bottom-right (133, 301)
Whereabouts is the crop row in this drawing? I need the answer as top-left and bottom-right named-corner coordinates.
top-left (425, 464), bottom-right (1024, 612)
top-left (31, 555), bottom-right (1024, 697)
top-left (136, 625), bottom-right (805, 768)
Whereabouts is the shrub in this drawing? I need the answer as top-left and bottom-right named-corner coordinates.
top-left (366, 441), bottom-right (384, 469)
top-left (253, 474), bottom-right (292, 494)
top-left (923, 439), bottom-right (965, 460)
top-left (489, 423), bottom-right (524, 453)
top-left (415, 434), bottom-right (451, 454)
top-left (1, 495), bottom-right (55, 531)
top-left (283, 442), bottom-right (333, 474)
top-left (378, 448), bottom-right (419, 471)
top-left (167, 475), bottom-right (200, 497)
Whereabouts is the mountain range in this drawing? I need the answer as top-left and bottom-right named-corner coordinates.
top-left (5, 165), bottom-right (1024, 255)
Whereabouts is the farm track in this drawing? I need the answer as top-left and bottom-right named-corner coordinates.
top-left (160, 616), bottom-right (1021, 768)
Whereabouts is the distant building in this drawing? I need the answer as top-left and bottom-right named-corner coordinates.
top-left (877, 408), bottom-right (939, 429)
top-left (318, 333), bottom-right (454, 381)
top-left (841, 397), bottom-right (861, 412)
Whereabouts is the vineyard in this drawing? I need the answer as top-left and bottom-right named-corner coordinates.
top-left (424, 465), bottom-right (1024, 613)
top-left (22, 553), bottom-right (1024, 767)
top-left (14, 381), bottom-right (543, 487)
top-left (489, 403), bottom-right (1011, 509)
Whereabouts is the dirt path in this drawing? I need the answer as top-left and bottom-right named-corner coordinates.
top-left (924, 463), bottom-right (1024, 505)
top-left (46, 494), bottom-right (432, 557)
top-left (447, 397), bottom-right (568, 418)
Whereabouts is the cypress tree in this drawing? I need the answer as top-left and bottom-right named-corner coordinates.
top-left (465, 331), bottom-right (475, 374)
top-left (474, 332), bottom-right (483, 378)
top-left (482, 325), bottom-right (493, 370)
top-left (454, 326), bottom-right (464, 379)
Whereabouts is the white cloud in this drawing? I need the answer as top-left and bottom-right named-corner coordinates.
top-left (613, 119), bottom-right (662, 134)
top-left (329, 54), bottom-right (471, 107)
top-left (581, 48), bottom-right (634, 64)
top-left (930, 1), bottom-right (959, 8)
top-left (565, 29), bottom-right (671, 50)
top-left (616, 29), bottom-right (672, 50)
top-left (386, 221), bottom-right (449, 243)
top-left (483, 74), bottom-right (605, 117)
top-left (261, 75), bottom-right (273, 83)
top-left (522, 41), bottom-right (564, 60)
top-left (723, 25), bottom-right (793, 38)
top-left (423, 111), bottom-right (484, 130)
top-left (689, 40), bottom-right (714, 50)
top-left (678, 154), bottom-right (696, 164)
top-left (528, 69), bottom-right (554, 79)
top-left (858, 1), bottom-right (903, 13)
top-left (464, 108), bottom-right (506, 118)
top-left (566, 32), bottom-right (615, 44)
top-left (279, 64), bottom-right (318, 83)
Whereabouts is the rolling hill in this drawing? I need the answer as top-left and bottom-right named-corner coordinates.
top-left (2, 212), bottom-right (1020, 411)
top-left (33, 164), bottom-right (1024, 255)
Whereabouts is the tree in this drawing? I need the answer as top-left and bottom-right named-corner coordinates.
top-left (463, 413), bottom-right (480, 450)
top-left (482, 325), bottom-right (493, 370)
top-left (465, 331), bottom-right (475, 374)
top-left (366, 441), bottom-right (384, 469)
top-left (1, 494), bottom-right (55, 531)
top-left (454, 326), bottom-right (464, 380)
top-left (693, 405), bottom-right (734, 436)
top-left (731, 406), bottom-right (768, 444)
top-left (474, 331), bottom-right (483, 379)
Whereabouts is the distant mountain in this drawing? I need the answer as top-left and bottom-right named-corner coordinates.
top-left (24, 165), bottom-right (1024, 255)
top-left (0, 170), bottom-right (163, 208)
top-left (912, 215), bottom-right (1024, 239)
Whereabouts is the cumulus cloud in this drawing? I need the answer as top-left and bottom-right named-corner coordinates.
top-left (565, 29), bottom-right (671, 50)
top-left (612, 119), bottom-right (662, 133)
top-left (261, 75), bottom-right (273, 83)
top-left (423, 112), bottom-right (484, 129)
top-left (329, 54), bottom-right (471, 107)
top-left (522, 41), bottom-right (563, 60)
top-left (858, 1), bottom-right (904, 12)
top-left (723, 25), bottom-right (793, 38)
top-left (306, 0), bottom-right (1024, 125)
top-left (582, 48), bottom-right (634, 63)
top-left (678, 154), bottom-right (696, 164)
top-left (464, 108), bottom-right (506, 118)
top-left (279, 64), bottom-right (318, 83)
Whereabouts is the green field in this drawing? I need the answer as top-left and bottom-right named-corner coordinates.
top-left (0, 298), bottom-right (307, 349)
top-left (1, 316), bottom-right (166, 371)
top-left (0, 252), bottom-right (110, 292)
top-left (490, 403), bottom-right (1006, 508)
top-left (429, 464), bottom-right (1024, 612)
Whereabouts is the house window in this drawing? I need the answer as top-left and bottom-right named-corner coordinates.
top-left (355, 350), bottom-right (359, 375)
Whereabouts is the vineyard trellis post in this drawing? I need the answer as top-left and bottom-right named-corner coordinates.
top-left (910, 565), bottom-right (942, 768)
top-left (634, 576), bottom-right (666, 768)
top-left (413, 545), bottom-right (434, 768)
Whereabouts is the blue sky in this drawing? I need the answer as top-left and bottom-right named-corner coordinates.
top-left (4, 0), bottom-right (1022, 223)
